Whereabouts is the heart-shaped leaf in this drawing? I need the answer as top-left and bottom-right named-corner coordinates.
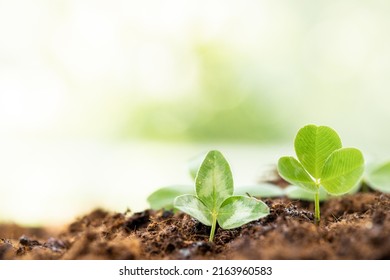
top-left (174, 194), bottom-right (212, 226)
top-left (147, 185), bottom-right (195, 210)
top-left (234, 183), bottom-right (284, 198)
top-left (217, 196), bottom-right (269, 229)
top-left (196, 150), bottom-right (234, 211)
top-left (365, 161), bottom-right (390, 193)
top-left (278, 156), bottom-right (317, 193)
top-left (321, 148), bottom-right (364, 195)
top-left (295, 125), bottom-right (342, 179)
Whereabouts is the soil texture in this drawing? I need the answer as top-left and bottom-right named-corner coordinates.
top-left (1, 192), bottom-right (389, 260)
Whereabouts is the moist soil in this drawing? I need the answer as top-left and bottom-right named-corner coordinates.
top-left (1, 191), bottom-right (390, 260)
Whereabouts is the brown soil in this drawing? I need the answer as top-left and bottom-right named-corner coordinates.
top-left (1, 192), bottom-right (389, 260)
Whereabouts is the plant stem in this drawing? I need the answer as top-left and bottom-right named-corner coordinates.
top-left (209, 214), bottom-right (217, 242)
top-left (361, 183), bottom-right (369, 193)
top-left (314, 191), bottom-right (320, 225)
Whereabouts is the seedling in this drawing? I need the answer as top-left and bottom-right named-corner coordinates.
top-left (365, 161), bottom-right (390, 193)
top-left (174, 150), bottom-right (269, 242)
top-left (278, 124), bottom-right (364, 224)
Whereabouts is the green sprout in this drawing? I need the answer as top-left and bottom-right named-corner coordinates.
top-left (277, 124), bottom-right (365, 224)
top-left (174, 150), bottom-right (270, 242)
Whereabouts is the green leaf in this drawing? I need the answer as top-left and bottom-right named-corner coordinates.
top-left (321, 148), bottom-right (365, 195)
top-left (147, 185), bottom-right (195, 210)
top-left (196, 150), bottom-right (234, 211)
top-left (217, 196), bottom-right (270, 229)
top-left (234, 183), bottom-right (284, 198)
top-left (346, 180), bottom-right (362, 194)
top-left (365, 161), bottom-right (390, 193)
top-left (285, 185), bottom-right (329, 202)
top-left (277, 156), bottom-right (317, 193)
top-left (174, 194), bottom-right (212, 226)
top-left (294, 125), bottom-right (342, 178)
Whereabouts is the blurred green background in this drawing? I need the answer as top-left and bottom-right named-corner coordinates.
top-left (1, 0), bottom-right (390, 225)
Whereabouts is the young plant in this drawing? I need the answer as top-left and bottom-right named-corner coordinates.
top-left (174, 150), bottom-right (270, 242)
top-left (277, 124), bottom-right (365, 224)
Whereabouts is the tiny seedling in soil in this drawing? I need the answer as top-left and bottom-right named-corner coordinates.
top-left (174, 150), bottom-right (270, 242)
top-left (277, 124), bottom-right (364, 224)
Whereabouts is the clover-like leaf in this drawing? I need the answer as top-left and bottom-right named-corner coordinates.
top-left (364, 161), bottom-right (390, 193)
top-left (217, 196), bottom-right (269, 229)
top-left (174, 150), bottom-right (270, 241)
top-left (174, 194), bottom-right (212, 226)
top-left (295, 125), bottom-right (342, 178)
top-left (278, 124), bottom-right (365, 223)
top-left (147, 185), bottom-right (195, 210)
top-left (196, 150), bottom-right (233, 211)
top-left (321, 148), bottom-right (364, 195)
top-left (277, 156), bottom-right (317, 193)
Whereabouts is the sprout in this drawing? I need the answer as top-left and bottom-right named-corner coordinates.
top-left (174, 150), bottom-right (269, 242)
top-left (277, 124), bottom-right (364, 224)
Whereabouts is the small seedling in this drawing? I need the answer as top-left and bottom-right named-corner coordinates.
top-left (365, 161), bottom-right (390, 193)
top-left (278, 124), bottom-right (364, 224)
top-left (174, 150), bottom-right (269, 242)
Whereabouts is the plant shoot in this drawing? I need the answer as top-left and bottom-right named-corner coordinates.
top-left (174, 150), bottom-right (269, 242)
top-left (277, 124), bottom-right (364, 224)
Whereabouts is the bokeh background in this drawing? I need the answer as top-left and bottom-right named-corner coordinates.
top-left (1, 0), bottom-right (390, 226)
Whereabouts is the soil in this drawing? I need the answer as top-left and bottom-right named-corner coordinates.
top-left (1, 190), bottom-right (389, 260)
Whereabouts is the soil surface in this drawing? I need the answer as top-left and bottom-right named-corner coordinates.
top-left (1, 191), bottom-right (389, 260)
